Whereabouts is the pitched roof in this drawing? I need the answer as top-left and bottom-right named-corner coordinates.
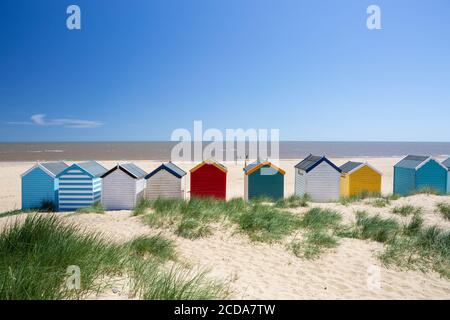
top-left (339, 161), bottom-right (363, 173)
top-left (442, 157), bottom-right (450, 170)
top-left (190, 159), bottom-right (228, 173)
top-left (243, 160), bottom-right (285, 175)
top-left (102, 163), bottom-right (147, 179)
top-left (21, 161), bottom-right (68, 178)
top-left (339, 161), bottom-right (383, 176)
top-left (78, 161), bottom-right (108, 177)
top-left (121, 163), bottom-right (147, 179)
top-left (394, 155), bottom-right (429, 169)
top-left (295, 154), bottom-right (341, 173)
top-left (145, 162), bottom-right (186, 179)
top-left (40, 162), bottom-right (69, 176)
top-left (243, 161), bottom-right (261, 173)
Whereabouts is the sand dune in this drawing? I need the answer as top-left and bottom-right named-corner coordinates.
top-left (0, 159), bottom-right (449, 299)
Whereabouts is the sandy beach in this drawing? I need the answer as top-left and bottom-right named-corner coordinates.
top-left (1, 158), bottom-right (449, 299)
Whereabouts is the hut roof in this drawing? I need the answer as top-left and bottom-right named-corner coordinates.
top-left (190, 159), bottom-right (227, 173)
top-left (21, 161), bottom-right (68, 178)
top-left (340, 161), bottom-right (382, 175)
top-left (295, 154), bottom-right (341, 173)
top-left (78, 161), bottom-right (108, 177)
top-left (243, 160), bottom-right (285, 175)
top-left (394, 155), bottom-right (448, 171)
top-left (145, 162), bottom-right (186, 179)
top-left (442, 157), bottom-right (450, 170)
top-left (339, 161), bottom-right (363, 173)
top-left (102, 163), bottom-right (147, 179)
top-left (394, 155), bottom-right (429, 169)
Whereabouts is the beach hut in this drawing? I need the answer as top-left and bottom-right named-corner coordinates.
top-left (339, 161), bottom-right (382, 197)
top-left (190, 159), bottom-right (227, 199)
top-left (145, 162), bottom-right (186, 200)
top-left (294, 154), bottom-right (342, 202)
top-left (21, 162), bottom-right (68, 210)
top-left (56, 161), bottom-right (108, 211)
top-left (393, 155), bottom-right (447, 196)
top-left (243, 160), bottom-right (285, 200)
top-left (443, 157), bottom-right (450, 193)
top-left (101, 163), bottom-right (147, 210)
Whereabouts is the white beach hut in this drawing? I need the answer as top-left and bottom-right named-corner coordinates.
top-left (145, 162), bottom-right (186, 200)
top-left (101, 163), bottom-right (147, 210)
top-left (294, 154), bottom-right (342, 202)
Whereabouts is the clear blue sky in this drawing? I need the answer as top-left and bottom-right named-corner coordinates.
top-left (1, 0), bottom-right (449, 142)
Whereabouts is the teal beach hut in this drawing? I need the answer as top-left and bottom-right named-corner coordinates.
top-left (243, 160), bottom-right (285, 200)
top-left (442, 157), bottom-right (450, 193)
top-left (21, 162), bottom-right (68, 210)
top-left (56, 161), bottom-right (108, 211)
top-left (393, 155), bottom-right (447, 196)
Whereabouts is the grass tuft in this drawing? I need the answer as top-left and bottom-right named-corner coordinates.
top-left (275, 195), bottom-right (310, 208)
top-left (133, 198), bottom-right (152, 216)
top-left (392, 205), bottom-right (422, 217)
top-left (300, 208), bottom-right (342, 230)
top-left (176, 218), bottom-right (213, 239)
top-left (380, 225), bottom-right (450, 278)
top-left (436, 203), bottom-right (450, 220)
top-left (131, 260), bottom-right (228, 300)
top-left (411, 187), bottom-right (440, 195)
top-left (127, 235), bottom-right (177, 261)
top-left (290, 231), bottom-right (338, 260)
top-left (75, 202), bottom-right (105, 214)
top-left (353, 211), bottom-right (399, 243)
top-left (289, 208), bottom-right (342, 259)
top-left (403, 214), bottom-right (424, 237)
top-left (339, 191), bottom-right (381, 205)
top-left (370, 198), bottom-right (391, 208)
top-left (234, 204), bottom-right (302, 242)
top-left (0, 209), bottom-right (25, 219)
top-left (39, 200), bottom-right (56, 212)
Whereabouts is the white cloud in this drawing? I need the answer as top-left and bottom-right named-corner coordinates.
top-left (7, 114), bottom-right (104, 129)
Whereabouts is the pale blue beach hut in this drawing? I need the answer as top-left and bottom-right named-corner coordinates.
top-left (56, 161), bottom-right (108, 211)
top-left (21, 162), bottom-right (68, 210)
top-left (393, 155), bottom-right (447, 195)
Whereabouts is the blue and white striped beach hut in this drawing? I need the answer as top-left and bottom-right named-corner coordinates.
top-left (56, 161), bottom-right (108, 211)
top-left (21, 162), bottom-right (68, 210)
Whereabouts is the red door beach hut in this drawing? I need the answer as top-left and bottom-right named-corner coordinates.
top-left (190, 159), bottom-right (227, 199)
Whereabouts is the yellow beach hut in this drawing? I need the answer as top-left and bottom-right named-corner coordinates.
top-left (339, 161), bottom-right (382, 197)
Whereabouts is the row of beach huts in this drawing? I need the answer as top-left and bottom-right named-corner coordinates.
top-left (21, 154), bottom-right (450, 211)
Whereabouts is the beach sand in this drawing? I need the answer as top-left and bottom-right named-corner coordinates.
top-left (0, 158), bottom-right (449, 299)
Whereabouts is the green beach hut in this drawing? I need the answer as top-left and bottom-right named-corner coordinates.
top-left (243, 160), bottom-right (285, 201)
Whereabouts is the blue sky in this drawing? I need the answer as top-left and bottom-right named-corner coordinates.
top-left (1, 0), bottom-right (449, 142)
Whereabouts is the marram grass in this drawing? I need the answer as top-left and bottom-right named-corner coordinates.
top-left (0, 215), bottom-right (227, 300)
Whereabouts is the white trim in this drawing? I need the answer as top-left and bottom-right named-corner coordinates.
top-left (20, 163), bottom-right (55, 178)
top-left (347, 162), bottom-right (383, 176)
top-left (415, 157), bottom-right (448, 171)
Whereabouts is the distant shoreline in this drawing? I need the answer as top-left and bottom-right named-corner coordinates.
top-left (0, 141), bottom-right (449, 162)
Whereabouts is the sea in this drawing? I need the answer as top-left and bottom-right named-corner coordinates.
top-left (0, 141), bottom-right (449, 162)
